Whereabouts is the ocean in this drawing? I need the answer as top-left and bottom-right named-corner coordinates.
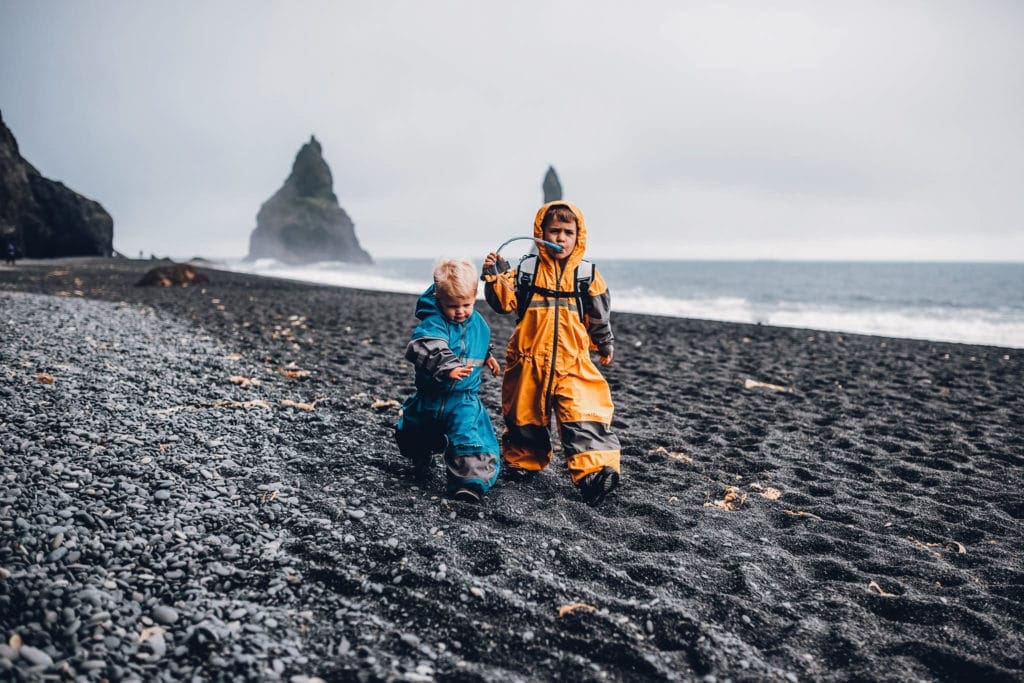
top-left (225, 258), bottom-right (1024, 349)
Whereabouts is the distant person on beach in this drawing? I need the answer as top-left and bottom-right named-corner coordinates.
top-left (395, 258), bottom-right (502, 503)
top-left (4, 240), bottom-right (15, 266)
top-left (482, 201), bottom-right (621, 506)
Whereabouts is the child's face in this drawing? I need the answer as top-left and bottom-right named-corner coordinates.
top-left (543, 219), bottom-right (577, 261)
top-left (437, 291), bottom-right (476, 323)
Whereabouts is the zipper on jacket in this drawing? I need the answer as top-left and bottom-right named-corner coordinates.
top-left (543, 262), bottom-right (564, 417)
top-left (438, 318), bottom-right (469, 422)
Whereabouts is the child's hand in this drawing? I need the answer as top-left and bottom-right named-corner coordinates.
top-left (448, 365), bottom-right (473, 381)
top-left (482, 252), bottom-right (509, 276)
top-left (485, 356), bottom-right (502, 376)
top-left (598, 350), bottom-right (614, 366)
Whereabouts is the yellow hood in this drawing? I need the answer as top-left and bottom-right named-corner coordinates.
top-left (533, 201), bottom-right (587, 270)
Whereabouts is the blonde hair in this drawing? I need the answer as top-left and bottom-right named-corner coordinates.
top-left (433, 258), bottom-right (478, 300)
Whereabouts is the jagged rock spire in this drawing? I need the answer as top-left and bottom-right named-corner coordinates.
top-left (246, 136), bottom-right (372, 264)
top-left (543, 166), bottom-right (563, 203)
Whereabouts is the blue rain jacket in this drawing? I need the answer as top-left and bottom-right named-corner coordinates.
top-left (397, 285), bottom-right (500, 492)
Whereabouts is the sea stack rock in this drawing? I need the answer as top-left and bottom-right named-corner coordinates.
top-left (543, 166), bottom-right (563, 203)
top-left (246, 136), bottom-right (371, 264)
top-left (0, 110), bottom-right (114, 258)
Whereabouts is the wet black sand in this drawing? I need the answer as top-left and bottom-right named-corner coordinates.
top-left (1, 259), bottom-right (1022, 681)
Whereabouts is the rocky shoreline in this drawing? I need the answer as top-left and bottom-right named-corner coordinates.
top-left (1, 259), bottom-right (1022, 681)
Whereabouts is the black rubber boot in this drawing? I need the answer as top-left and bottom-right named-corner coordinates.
top-left (579, 466), bottom-right (620, 506)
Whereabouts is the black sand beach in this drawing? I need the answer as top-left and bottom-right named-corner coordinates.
top-left (1, 259), bottom-right (1022, 682)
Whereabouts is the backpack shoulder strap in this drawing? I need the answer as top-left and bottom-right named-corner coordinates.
top-left (573, 259), bottom-right (594, 321)
top-left (515, 254), bottom-right (538, 319)
top-left (575, 260), bottom-right (594, 288)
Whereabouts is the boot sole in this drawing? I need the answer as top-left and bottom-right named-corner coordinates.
top-left (584, 469), bottom-right (620, 506)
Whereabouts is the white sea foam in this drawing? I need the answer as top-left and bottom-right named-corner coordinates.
top-left (614, 291), bottom-right (1024, 348)
top-left (221, 260), bottom-right (1024, 349)
top-left (764, 303), bottom-right (1024, 349)
top-left (229, 259), bottom-right (427, 295)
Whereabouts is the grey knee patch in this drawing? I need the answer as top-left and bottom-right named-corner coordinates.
top-left (504, 420), bottom-right (551, 449)
top-left (560, 421), bottom-right (620, 455)
top-left (446, 452), bottom-right (499, 484)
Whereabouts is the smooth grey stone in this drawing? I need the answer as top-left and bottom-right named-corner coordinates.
top-left (19, 645), bottom-right (53, 667)
top-left (47, 547), bottom-right (68, 564)
top-left (152, 605), bottom-right (179, 625)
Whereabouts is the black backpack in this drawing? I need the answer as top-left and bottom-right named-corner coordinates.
top-left (514, 254), bottom-right (594, 322)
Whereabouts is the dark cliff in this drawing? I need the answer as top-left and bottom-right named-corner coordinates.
top-left (0, 110), bottom-right (114, 258)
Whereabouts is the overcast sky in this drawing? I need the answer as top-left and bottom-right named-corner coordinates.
top-left (2, 1), bottom-right (1022, 262)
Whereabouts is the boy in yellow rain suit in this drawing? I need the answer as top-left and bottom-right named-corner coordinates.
top-left (481, 201), bottom-right (621, 506)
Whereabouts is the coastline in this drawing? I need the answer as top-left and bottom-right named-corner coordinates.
top-left (1, 259), bottom-right (1022, 681)
top-left (222, 257), bottom-right (1024, 350)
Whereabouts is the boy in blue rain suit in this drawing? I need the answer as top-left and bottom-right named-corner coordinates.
top-left (395, 258), bottom-right (502, 503)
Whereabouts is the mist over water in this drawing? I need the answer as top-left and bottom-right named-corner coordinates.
top-left (226, 258), bottom-right (1024, 349)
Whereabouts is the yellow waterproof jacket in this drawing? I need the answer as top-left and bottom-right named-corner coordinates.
top-left (483, 202), bottom-right (614, 411)
top-left (484, 201), bottom-right (613, 364)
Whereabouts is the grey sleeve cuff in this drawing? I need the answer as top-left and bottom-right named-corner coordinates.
top-left (584, 290), bottom-right (614, 350)
top-left (406, 337), bottom-right (461, 381)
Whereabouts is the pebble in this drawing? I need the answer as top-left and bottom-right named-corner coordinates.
top-left (79, 589), bottom-right (104, 606)
top-left (152, 606), bottom-right (179, 625)
top-left (18, 645), bottom-right (53, 668)
top-left (145, 632), bottom-right (167, 659)
top-left (47, 547), bottom-right (68, 563)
